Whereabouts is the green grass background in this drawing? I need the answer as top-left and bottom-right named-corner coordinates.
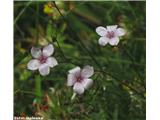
top-left (14, 1), bottom-right (145, 120)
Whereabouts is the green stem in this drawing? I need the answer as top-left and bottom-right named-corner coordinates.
top-left (113, 104), bottom-right (118, 120)
top-left (35, 3), bottom-right (41, 103)
top-left (122, 44), bottom-right (145, 89)
top-left (36, 2), bottom-right (39, 45)
top-left (54, 2), bottom-right (102, 69)
top-left (55, 33), bottom-right (68, 61)
top-left (35, 75), bottom-right (42, 103)
top-left (14, 1), bottom-right (32, 25)
top-left (96, 69), bottom-right (145, 99)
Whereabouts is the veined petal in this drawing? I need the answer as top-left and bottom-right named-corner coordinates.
top-left (107, 25), bottom-right (118, 31)
top-left (81, 65), bottom-right (94, 78)
top-left (31, 47), bottom-right (42, 59)
top-left (116, 28), bottom-right (126, 36)
top-left (73, 82), bottom-right (84, 94)
top-left (39, 63), bottom-right (50, 76)
top-left (27, 59), bottom-right (40, 70)
top-left (96, 26), bottom-right (107, 36)
top-left (69, 66), bottom-right (81, 74)
top-left (98, 37), bottom-right (109, 46)
top-left (109, 37), bottom-right (120, 46)
top-left (67, 73), bottom-right (76, 86)
top-left (82, 79), bottom-right (93, 89)
top-left (46, 57), bottom-right (58, 68)
top-left (43, 44), bottom-right (54, 57)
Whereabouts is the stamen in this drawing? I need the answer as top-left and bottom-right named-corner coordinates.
top-left (39, 55), bottom-right (47, 64)
top-left (106, 31), bottom-right (115, 39)
top-left (76, 75), bottom-right (83, 83)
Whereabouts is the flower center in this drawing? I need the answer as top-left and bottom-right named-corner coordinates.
top-left (76, 75), bottom-right (83, 83)
top-left (106, 31), bottom-right (115, 39)
top-left (39, 55), bottom-right (48, 64)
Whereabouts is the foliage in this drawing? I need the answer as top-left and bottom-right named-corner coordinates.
top-left (14, 1), bottom-right (146, 120)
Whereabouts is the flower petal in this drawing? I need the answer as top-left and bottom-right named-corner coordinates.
top-left (109, 37), bottom-right (120, 46)
top-left (43, 44), bottom-right (54, 57)
top-left (116, 28), bottom-right (126, 36)
top-left (39, 63), bottom-right (50, 76)
top-left (73, 82), bottom-right (84, 94)
top-left (82, 79), bottom-right (93, 89)
top-left (96, 26), bottom-right (107, 36)
top-left (31, 47), bottom-right (42, 58)
top-left (81, 65), bottom-right (94, 78)
top-left (27, 59), bottom-right (40, 70)
top-left (98, 37), bottom-right (109, 46)
top-left (46, 57), bottom-right (58, 68)
top-left (107, 25), bottom-right (118, 31)
top-left (67, 73), bottom-right (76, 86)
top-left (69, 66), bottom-right (81, 74)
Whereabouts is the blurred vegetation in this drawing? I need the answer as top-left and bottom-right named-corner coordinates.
top-left (14, 1), bottom-right (146, 120)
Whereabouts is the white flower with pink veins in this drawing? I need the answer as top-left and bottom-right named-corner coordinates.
top-left (96, 25), bottom-right (126, 46)
top-left (27, 44), bottom-right (58, 76)
top-left (67, 65), bottom-right (94, 94)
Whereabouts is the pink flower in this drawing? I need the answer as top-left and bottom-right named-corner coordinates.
top-left (96, 25), bottom-right (126, 46)
top-left (27, 44), bottom-right (58, 76)
top-left (67, 65), bottom-right (94, 94)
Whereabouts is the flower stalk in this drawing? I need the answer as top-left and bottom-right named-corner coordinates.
top-left (71, 92), bottom-right (77, 101)
top-left (35, 75), bottom-right (42, 103)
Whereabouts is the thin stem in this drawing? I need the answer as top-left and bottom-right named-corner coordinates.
top-left (35, 3), bottom-right (41, 103)
top-left (14, 89), bottom-right (42, 98)
top-left (122, 44), bottom-right (146, 89)
top-left (14, 1), bottom-right (32, 25)
top-left (36, 2), bottom-right (39, 45)
top-left (97, 69), bottom-right (145, 99)
top-left (35, 75), bottom-right (42, 103)
top-left (71, 92), bottom-right (77, 101)
top-left (54, 2), bottom-right (102, 69)
top-left (54, 33), bottom-right (68, 62)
